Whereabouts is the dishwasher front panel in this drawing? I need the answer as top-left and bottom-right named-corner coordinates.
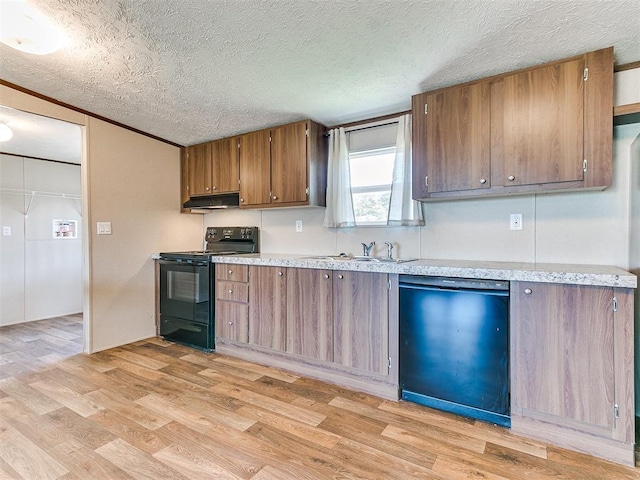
top-left (399, 282), bottom-right (510, 426)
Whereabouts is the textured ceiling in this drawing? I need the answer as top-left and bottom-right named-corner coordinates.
top-left (0, 0), bottom-right (639, 147)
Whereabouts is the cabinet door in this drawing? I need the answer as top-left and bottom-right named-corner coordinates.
top-left (187, 142), bottom-right (213, 195)
top-left (271, 121), bottom-right (308, 204)
top-left (216, 300), bottom-right (248, 343)
top-left (239, 129), bottom-right (271, 206)
top-left (248, 266), bottom-right (287, 351)
top-left (333, 271), bottom-right (389, 374)
top-left (502, 58), bottom-right (585, 186)
top-left (424, 83), bottom-right (491, 193)
top-left (212, 137), bottom-right (239, 193)
top-left (286, 268), bottom-right (333, 361)
top-left (180, 148), bottom-right (190, 211)
top-left (511, 282), bottom-right (614, 430)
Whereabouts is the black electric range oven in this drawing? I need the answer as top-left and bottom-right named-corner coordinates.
top-left (157, 226), bottom-right (259, 351)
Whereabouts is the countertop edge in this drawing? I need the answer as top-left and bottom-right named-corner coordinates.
top-left (154, 253), bottom-right (637, 288)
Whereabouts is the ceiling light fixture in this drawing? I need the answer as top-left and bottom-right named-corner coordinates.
top-left (0, 122), bottom-right (13, 142)
top-left (0, 0), bottom-right (65, 55)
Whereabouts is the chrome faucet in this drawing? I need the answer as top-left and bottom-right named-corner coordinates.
top-left (361, 241), bottom-right (375, 257)
top-left (384, 241), bottom-right (394, 259)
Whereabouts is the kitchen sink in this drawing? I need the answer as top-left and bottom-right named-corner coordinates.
top-left (352, 256), bottom-right (418, 263)
top-left (299, 255), bottom-right (417, 264)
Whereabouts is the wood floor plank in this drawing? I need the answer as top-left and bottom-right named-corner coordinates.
top-left (211, 382), bottom-right (326, 426)
top-left (379, 399), bottom-right (548, 459)
top-left (153, 442), bottom-right (245, 480)
top-left (237, 404), bottom-right (342, 448)
top-left (95, 438), bottom-right (191, 480)
top-left (135, 392), bottom-right (256, 432)
top-left (212, 356), bottom-right (300, 383)
top-left (0, 377), bottom-right (63, 415)
top-left (85, 388), bottom-right (172, 430)
top-left (0, 417), bottom-right (69, 480)
top-left (29, 379), bottom-right (105, 417)
top-left (330, 396), bottom-right (488, 454)
top-left (155, 420), bottom-right (265, 479)
top-left (89, 408), bottom-right (172, 455)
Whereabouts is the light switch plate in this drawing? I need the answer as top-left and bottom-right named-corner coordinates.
top-left (2, 226), bottom-right (10, 236)
top-left (97, 222), bottom-right (112, 235)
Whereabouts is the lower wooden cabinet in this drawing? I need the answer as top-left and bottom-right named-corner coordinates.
top-left (248, 266), bottom-right (287, 351)
top-left (215, 264), bottom-right (249, 343)
top-left (232, 265), bottom-right (392, 380)
top-left (286, 267), bottom-right (333, 361)
top-left (333, 271), bottom-right (389, 374)
top-left (510, 281), bottom-right (635, 465)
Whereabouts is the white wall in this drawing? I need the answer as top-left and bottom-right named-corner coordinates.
top-left (86, 117), bottom-right (203, 352)
top-left (0, 155), bottom-right (82, 326)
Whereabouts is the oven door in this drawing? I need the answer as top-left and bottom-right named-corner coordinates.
top-left (159, 260), bottom-right (213, 350)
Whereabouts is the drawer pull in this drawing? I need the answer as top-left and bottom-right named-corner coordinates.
top-left (524, 288), bottom-right (532, 295)
top-left (508, 175), bottom-right (515, 181)
top-left (278, 271), bottom-right (283, 277)
top-left (228, 321), bottom-right (233, 325)
top-left (228, 289), bottom-right (233, 294)
top-left (338, 274), bottom-right (344, 280)
top-left (228, 269), bottom-right (233, 274)
top-left (324, 274), bottom-right (329, 279)
top-left (480, 178), bottom-right (487, 184)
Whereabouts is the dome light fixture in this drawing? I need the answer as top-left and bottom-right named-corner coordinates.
top-left (0, 0), bottom-right (65, 55)
top-left (0, 122), bottom-right (13, 142)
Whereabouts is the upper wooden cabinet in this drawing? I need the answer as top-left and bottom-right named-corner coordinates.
top-left (183, 136), bottom-right (240, 201)
top-left (412, 47), bottom-right (613, 200)
top-left (412, 82), bottom-right (491, 196)
top-left (186, 142), bottom-right (213, 196)
top-left (211, 137), bottom-right (239, 193)
top-left (239, 120), bottom-right (327, 209)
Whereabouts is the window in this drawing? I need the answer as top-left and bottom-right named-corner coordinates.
top-left (349, 146), bottom-right (395, 225)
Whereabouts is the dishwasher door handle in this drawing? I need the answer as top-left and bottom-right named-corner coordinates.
top-left (399, 283), bottom-right (509, 297)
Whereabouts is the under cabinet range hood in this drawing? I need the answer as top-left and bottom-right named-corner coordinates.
top-left (183, 193), bottom-right (240, 210)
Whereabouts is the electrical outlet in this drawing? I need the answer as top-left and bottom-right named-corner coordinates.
top-left (2, 226), bottom-right (10, 236)
top-left (510, 214), bottom-right (523, 231)
top-left (295, 220), bottom-right (303, 232)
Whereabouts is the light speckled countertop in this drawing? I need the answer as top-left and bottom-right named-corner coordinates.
top-left (207, 254), bottom-right (637, 288)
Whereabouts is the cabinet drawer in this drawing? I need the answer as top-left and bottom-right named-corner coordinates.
top-left (216, 281), bottom-right (249, 303)
top-left (216, 264), bottom-right (249, 282)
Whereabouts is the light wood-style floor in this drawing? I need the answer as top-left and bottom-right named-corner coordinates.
top-left (1, 315), bottom-right (638, 479)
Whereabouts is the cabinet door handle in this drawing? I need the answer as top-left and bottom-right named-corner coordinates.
top-left (205, 187), bottom-right (210, 191)
top-left (228, 321), bottom-right (233, 325)
top-left (480, 178), bottom-right (487, 184)
top-left (228, 269), bottom-right (233, 275)
top-left (228, 289), bottom-right (233, 294)
top-left (338, 274), bottom-right (344, 280)
top-left (324, 274), bottom-right (330, 279)
top-left (272, 195), bottom-right (278, 200)
top-left (524, 288), bottom-right (532, 295)
top-left (212, 186), bottom-right (217, 190)
top-left (278, 271), bottom-right (283, 277)
top-left (240, 198), bottom-right (244, 203)
top-left (508, 175), bottom-right (515, 181)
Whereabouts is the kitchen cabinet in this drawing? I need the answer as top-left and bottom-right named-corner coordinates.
top-left (286, 267), bottom-right (333, 361)
top-left (248, 266), bottom-right (287, 351)
top-left (211, 136), bottom-right (239, 193)
top-left (510, 281), bottom-right (635, 464)
top-left (412, 82), bottom-right (491, 196)
top-left (239, 129), bottom-right (271, 206)
top-left (333, 271), bottom-right (389, 374)
top-left (412, 47), bottom-right (613, 200)
top-left (215, 264), bottom-right (249, 344)
top-left (239, 120), bottom-right (327, 209)
top-left (186, 142), bottom-right (213, 196)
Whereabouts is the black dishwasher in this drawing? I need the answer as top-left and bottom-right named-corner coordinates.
top-left (399, 276), bottom-right (510, 427)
